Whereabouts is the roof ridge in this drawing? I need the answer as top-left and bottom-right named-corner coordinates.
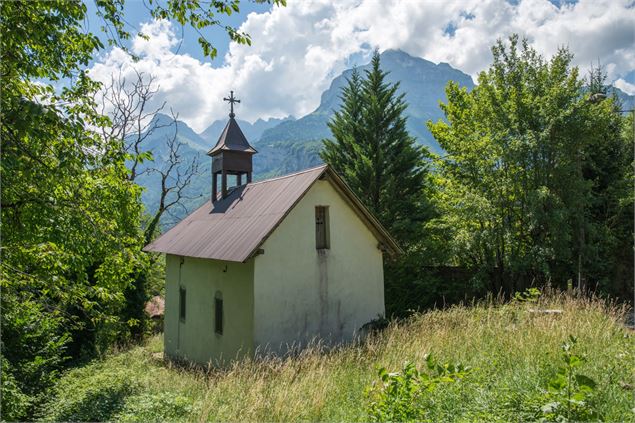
top-left (248, 164), bottom-right (328, 186)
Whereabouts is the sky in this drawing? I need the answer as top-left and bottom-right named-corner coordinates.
top-left (86, 0), bottom-right (635, 132)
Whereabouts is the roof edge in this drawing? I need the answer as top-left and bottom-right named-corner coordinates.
top-left (244, 164), bottom-right (402, 260)
top-left (324, 167), bottom-right (403, 256)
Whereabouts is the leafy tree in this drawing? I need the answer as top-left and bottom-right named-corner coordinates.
top-left (1, 0), bottom-right (284, 418)
top-left (321, 52), bottom-right (431, 245)
top-left (427, 35), bottom-right (632, 298)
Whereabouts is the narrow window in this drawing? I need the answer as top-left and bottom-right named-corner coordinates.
top-left (179, 287), bottom-right (186, 322)
top-left (315, 206), bottom-right (330, 249)
top-left (215, 293), bottom-right (223, 335)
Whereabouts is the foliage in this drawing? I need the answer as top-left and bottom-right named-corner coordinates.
top-left (366, 356), bottom-right (471, 422)
top-left (513, 287), bottom-right (542, 303)
top-left (0, 0), bottom-right (285, 419)
top-left (427, 35), bottom-right (632, 299)
top-left (35, 293), bottom-right (633, 422)
top-left (321, 51), bottom-right (432, 246)
top-left (320, 51), bottom-right (438, 316)
top-left (37, 364), bottom-right (136, 422)
top-left (539, 336), bottom-right (598, 422)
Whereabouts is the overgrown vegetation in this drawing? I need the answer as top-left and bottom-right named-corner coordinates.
top-left (36, 292), bottom-right (633, 422)
top-left (427, 36), bottom-right (633, 301)
top-left (0, 1), bottom-right (284, 420)
top-left (2, 1), bottom-right (632, 420)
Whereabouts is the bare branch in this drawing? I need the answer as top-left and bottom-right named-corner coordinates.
top-left (93, 71), bottom-right (202, 245)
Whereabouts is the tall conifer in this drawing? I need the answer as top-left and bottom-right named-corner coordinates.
top-left (321, 51), bottom-right (430, 245)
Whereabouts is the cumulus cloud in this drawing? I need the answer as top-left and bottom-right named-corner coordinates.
top-left (89, 0), bottom-right (635, 132)
top-left (614, 78), bottom-right (635, 95)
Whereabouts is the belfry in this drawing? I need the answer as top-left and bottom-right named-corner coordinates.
top-left (207, 91), bottom-right (257, 202)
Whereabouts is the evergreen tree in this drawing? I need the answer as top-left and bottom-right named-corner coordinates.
top-left (321, 51), bottom-right (431, 245)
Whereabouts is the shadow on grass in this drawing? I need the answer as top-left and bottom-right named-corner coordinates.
top-left (54, 383), bottom-right (132, 422)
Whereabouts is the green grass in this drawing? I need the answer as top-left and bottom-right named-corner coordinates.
top-left (38, 291), bottom-right (634, 422)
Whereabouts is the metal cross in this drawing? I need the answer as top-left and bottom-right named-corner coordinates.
top-left (223, 91), bottom-right (240, 118)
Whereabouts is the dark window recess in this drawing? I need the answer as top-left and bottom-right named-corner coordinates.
top-left (315, 206), bottom-right (330, 249)
top-left (179, 287), bottom-right (186, 321)
top-left (215, 297), bottom-right (223, 335)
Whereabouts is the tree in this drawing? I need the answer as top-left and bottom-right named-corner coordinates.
top-left (321, 52), bottom-right (435, 316)
top-left (94, 71), bottom-right (202, 340)
top-left (96, 71), bottom-right (201, 245)
top-left (1, 1), bottom-right (284, 418)
top-left (321, 52), bottom-right (431, 245)
top-left (427, 35), bottom-right (632, 298)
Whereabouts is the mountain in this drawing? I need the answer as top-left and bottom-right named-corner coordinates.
top-left (132, 52), bottom-right (635, 229)
top-left (129, 114), bottom-right (208, 225)
top-left (257, 50), bottom-right (475, 153)
top-left (199, 116), bottom-right (294, 147)
top-left (613, 87), bottom-right (635, 111)
top-left (146, 113), bottom-right (208, 152)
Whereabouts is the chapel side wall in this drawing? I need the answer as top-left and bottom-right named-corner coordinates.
top-left (164, 254), bottom-right (254, 365)
top-left (252, 179), bottom-right (385, 354)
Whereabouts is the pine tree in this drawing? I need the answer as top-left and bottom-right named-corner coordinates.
top-left (321, 51), bottom-right (430, 245)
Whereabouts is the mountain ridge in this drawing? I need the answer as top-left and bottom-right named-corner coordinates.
top-left (257, 49), bottom-right (476, 153)
top-left (132, 50), bottom-right (635, 226)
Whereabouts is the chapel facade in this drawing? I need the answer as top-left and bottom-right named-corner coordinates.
top-left (144, 93), bottom-right (399, 364)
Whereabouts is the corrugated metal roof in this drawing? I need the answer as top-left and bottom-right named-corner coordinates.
top-left (207, 118), bottom-right (257, 156)
top-left (143, 164), bottom-right (401, 262)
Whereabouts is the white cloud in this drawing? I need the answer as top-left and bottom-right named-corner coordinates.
top-left (89, 0), bottom-right (635, 133)
top-left (614, 78), bottom-right (635, 95)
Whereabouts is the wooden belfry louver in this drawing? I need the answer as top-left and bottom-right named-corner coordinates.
top-left (208, 91), bottom-right (257, 202)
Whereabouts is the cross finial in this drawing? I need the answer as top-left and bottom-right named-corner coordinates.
top-left (223, 90), bottom-right (240, 118)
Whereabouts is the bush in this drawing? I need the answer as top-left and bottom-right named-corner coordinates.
top-left (37, 365), bottom-right (135, 422)
top-left (115, 392), bottom-right (198, 422)
top-left (0, 292), bottom-right (70, 420)
top-left (366, 355), bottom-right (471, 422)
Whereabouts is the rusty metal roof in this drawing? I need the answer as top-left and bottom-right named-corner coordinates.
top-left (207, 117), bottom-right (257, 156)
top-left (143, 165), bottom-right (401, 262)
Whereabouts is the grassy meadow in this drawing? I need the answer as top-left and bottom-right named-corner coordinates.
top-left (38, 291), bottom-right (634, 422)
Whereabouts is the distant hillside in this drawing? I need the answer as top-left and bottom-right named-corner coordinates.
top-left (129, 114), bottom-right (208, 225)
top-left (613, 86), bottom-right (635, 110)
top-left (131, 56), bottom-right (635, 228)
top-left (257, 49), bottom-right (475, 153)
top-left (199, 116), bottom-right (294, 147)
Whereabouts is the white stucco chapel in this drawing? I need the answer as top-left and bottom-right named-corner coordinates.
top-left (144, 94), bottom-right (400, 364)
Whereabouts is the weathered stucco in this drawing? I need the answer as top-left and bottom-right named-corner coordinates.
top-left (164, 254), bottom-right (254, 365)
top-left (164, 177), bottom-right (386, 363)
top-left (252, 179), bottom-right (385, 354)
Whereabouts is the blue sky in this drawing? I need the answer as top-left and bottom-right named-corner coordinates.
top-left (85, 0), bottom-right (635, 131)
top-left (84, 0), bottom-right (273, 64)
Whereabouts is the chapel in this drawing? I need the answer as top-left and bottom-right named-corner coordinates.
top-left (144, 92), bottom-right (400, 364)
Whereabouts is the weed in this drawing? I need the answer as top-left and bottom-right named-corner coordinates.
top-left (366, 354), bottom-right (471, 422)
top-left (539, 335), bottom-right (598, 422)
top-left (35, 291), bottom-right (632, 422)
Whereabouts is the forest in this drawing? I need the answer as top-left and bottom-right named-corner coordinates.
top-left (1, 1), bottom-right (633, 421)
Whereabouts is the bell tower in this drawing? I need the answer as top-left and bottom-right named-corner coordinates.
top-left (208, 91), bottom-right (257, 202)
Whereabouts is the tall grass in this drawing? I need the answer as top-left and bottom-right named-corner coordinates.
top-left (38, 290), bottom-right (634, 422)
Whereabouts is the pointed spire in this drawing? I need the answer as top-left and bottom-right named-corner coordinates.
top-left (208, 91), bottom-right (256, 156)
top-left (207, 118), bottom-right (257, 156)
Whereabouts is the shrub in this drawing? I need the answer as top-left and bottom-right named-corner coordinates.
top-left (366, 354), bottom-right (471, 422)
top-left (539, 336), bottom-right (599, 422)
top-left (115, 392), bottom-right (198, 422)
top-left (37, 366), bottom-right (135, 422)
